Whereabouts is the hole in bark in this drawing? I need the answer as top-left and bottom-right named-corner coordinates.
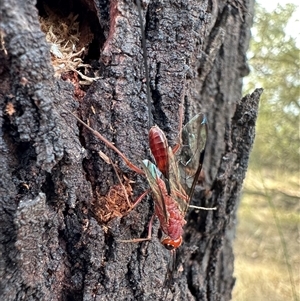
top-left (41, 171), bottom-right (56, 205)
top-left (36, 0), bottom-right (104, 96)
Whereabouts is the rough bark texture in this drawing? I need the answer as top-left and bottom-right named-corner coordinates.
top-left (0, 0), bottom-right (261, 300)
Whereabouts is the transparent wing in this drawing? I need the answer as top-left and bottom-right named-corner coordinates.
top-left (167, 147), bottom-right (189, 213)
top-left (176, 113), bottom-right (208, 198)
top-left (141, 159), bottom-right (168, 221)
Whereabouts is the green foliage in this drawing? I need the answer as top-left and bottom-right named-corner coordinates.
top-left (244, 3), bottom-right (300, 173)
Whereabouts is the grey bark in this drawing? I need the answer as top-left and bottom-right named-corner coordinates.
top-left (0, 0), bottom-right (261, 300)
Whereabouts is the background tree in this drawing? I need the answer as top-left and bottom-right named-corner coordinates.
top-left (0, 0), bottom-right (260, 300)
top-left (246, 3), bottom-right (299, 173)
top-left (233, 3), bottom-right (299, 301)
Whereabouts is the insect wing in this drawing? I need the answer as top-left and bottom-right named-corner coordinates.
top-left (141, 159), bottom-right (168, 221)
top-left (177, 113), bottom-right (207, 196)
top-left (167, 147), bottom-right (189, 214)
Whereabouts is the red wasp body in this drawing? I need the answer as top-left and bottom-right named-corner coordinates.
top-left (148, 125), bottom-right (169, 177)
top-left (141, 113), bottom-right (207, 249)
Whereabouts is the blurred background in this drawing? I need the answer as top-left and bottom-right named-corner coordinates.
top-left (232, 1), bottom-right (299, 300)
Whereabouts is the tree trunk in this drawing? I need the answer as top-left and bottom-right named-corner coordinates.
top-left (0, 0), bottom-right (261, 300)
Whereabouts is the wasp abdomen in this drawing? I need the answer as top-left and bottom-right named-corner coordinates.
top-left (149, 125), bottom-right (169, 177)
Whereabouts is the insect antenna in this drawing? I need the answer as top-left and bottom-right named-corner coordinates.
top-left (136, 0), bottom-right (153, 129)
top-left (136, 1), bottom-right (170, 221)
top-left (109, 154), bottom-right (132, 208)
top-left (98, 151), bottom-right (131, 205)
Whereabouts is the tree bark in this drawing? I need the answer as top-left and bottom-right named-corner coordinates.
top-left (0, 0), bottom-right (261, 300)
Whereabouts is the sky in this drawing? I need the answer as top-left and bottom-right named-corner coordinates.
top-left (257, 0), bottom-right (300, 44)
top-left (257, 0), bottom-right (298, 11)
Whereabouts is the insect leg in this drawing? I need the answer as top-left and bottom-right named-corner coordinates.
top-left (67, 109), bottom-right (145, 175)
top-left (131, 188), bottom-right (151, 208)
top-left (110, 160), bottom-right (132, 208)
top-left (118, 214), bottom-right (155, 243)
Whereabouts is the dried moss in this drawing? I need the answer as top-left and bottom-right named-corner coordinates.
top-left (39, 6), bottom-right (97, 85)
